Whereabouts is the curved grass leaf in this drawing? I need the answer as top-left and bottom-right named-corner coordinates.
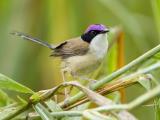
top-left (154, 97), bottom-right (160, 120)
top-left (46, 100), bottom-right (80, 120)
top-left (0, 73), bottom-right (34, 94)
top-left (83, 111), bottom-right (114, 120)
top-left (0, 103), bottom-right (27, 120)
top-left (151, 0), bottom-right (160, 40)
top-left (118, 111), bottom-right (137, 120)
top-left (45, 100), bottom-right (62, 112)
top-left (138, 75), bottom-right (151, 90)
top-left (0, 90), bottom-right (13, 107)
top-left (33, 103), bottom-right (54, 120)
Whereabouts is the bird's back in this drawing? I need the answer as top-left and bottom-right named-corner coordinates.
top-left (51, 37), bottom-right (89, 59)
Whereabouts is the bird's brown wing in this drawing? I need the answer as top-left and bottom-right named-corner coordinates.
top-left (51, 37), bottom-right (89, 59)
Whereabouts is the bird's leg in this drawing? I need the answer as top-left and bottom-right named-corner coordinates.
top-left (61, 69), bottom-right (70, 100)
top-left (54, 95), bottom-right (58, 104)
top-left (67, 85), bottom-right (74, 95)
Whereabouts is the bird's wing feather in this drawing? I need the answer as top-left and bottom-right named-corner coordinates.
top-left (51, 37), bottom-right (89, 59)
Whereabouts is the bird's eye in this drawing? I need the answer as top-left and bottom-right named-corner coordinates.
top-left (90, 30), bottom-right (97, 35)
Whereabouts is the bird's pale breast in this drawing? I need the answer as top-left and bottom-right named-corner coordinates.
top-left (62, 53), bottom-right (101, 77)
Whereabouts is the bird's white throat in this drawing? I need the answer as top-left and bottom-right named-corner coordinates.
top-left (89, 34), bottom-right (108, 60)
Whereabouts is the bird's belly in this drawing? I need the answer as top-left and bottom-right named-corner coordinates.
top-left (62, 54), bottom-right (101, 76)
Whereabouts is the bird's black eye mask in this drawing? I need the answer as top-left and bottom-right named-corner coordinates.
top-left (81, 30), bottom-right (101, 43)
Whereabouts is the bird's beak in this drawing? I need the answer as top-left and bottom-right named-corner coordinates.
top-left (100, 29), bottom-right (110, 34)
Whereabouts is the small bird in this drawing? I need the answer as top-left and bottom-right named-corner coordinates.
top-left (11, 24), bottom-right (109, 86)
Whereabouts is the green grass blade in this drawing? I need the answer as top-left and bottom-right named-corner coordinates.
top-left (154, 97), bottom-right (160, 120)
top-left (83, 111), bottom-right (114, 120)
top-left (138, 75), bottom-right (151, 90)
top-left (0, 103), bottom-right (28, 120)
top-left (45, 100), bottom-right (74, 120)
top-left (151, 0), bottom-right (160, 40)
top-left (0, 89), bottom-right (13, 107)
top-left (33, 103), bottom-right (54, 120)
top-left (0, 73), bottom-right (34, 94)
top-left (45, 100), bottom-right (62, 112)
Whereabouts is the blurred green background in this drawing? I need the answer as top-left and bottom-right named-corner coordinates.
top-left (0, 0), bottom-right (159, 119)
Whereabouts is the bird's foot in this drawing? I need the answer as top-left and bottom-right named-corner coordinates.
top-left (64, 88), bottom-right (70, 99)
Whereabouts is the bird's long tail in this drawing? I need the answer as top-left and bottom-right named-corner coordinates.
top-left (10, 31), bottom-right (55, 50)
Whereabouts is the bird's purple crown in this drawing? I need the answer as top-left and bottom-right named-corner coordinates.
top-left (85, 24), bottom-right (107, 33)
